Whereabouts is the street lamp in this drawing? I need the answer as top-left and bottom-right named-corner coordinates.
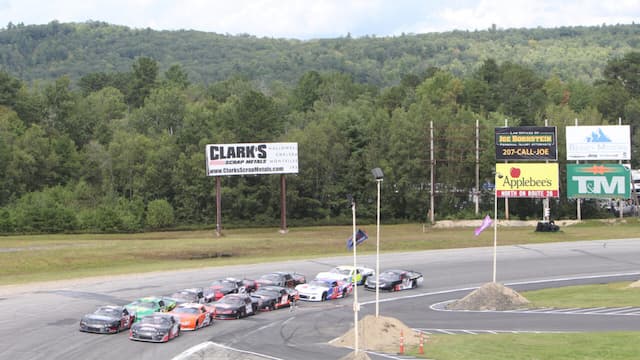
top-left (347, 194), bottom-right (360, 354)
top-left (493, 172), bottom-right (504, 283)
top-left (371, 167), bottom-right (384, 318)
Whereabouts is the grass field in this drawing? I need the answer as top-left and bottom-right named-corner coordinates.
top-left (408, 282), bottom-right (640, 359)
top-left (2, 219), bottom-right (640, 284)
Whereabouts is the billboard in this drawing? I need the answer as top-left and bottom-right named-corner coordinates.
top-left (205, 142), bottom-right (298, 176)
top-left (566, 164), bottom-right (630, 199)
top-left (566, 125), bottom-right (630, 160)
top-left (495, 126), bottom-right (557, 161)
top-left (495, 163), bottom-right (559, 198)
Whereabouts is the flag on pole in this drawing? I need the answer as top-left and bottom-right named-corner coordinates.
top-left (347, 229), bottom-right (369, 249)
top-left (474, 215), bottom-right (493, 236)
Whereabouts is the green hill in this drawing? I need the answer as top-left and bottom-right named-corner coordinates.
top-left (1, 21), bottom-right (638, 86)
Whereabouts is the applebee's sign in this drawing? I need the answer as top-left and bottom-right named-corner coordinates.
top-left (495, 163), bottom-right (559, 198)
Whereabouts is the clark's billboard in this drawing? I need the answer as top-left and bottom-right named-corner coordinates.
top-left (566, 164), bottom-right (630, 199)
top-left (205, 142), bottom-right (299, 176)
top-left (495, 163), bottom-right (559, 198)
top-left (566, 125), bottom-right (630, 160)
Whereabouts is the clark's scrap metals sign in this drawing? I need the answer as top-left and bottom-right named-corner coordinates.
top-left (495, 163), bottom-right (559, 198)
top-left (205, 142), bottom-right (299, 176)
top-left (495, 126), bottom-right (557, 161)
top-left (566, 164), bottom-right (630, 199)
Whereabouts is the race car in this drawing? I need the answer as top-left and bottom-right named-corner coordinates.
top-left (169, 303), bottom-right (213, 331)
top-left (212, 293), bottom-right (259, 319)
top-left (124, 297), bottom-right (176, 321)
top-left (165, 288), bottom-right (205, 305)
top-left (250, 285), bottom-right (298, 311)
top-left (317, 265), bottom-right (375, 285)
top-left (295, 277), bottom-right (352, 302)
top-left (129, 313), bottom-right (181, 343)
top-left (256, 271), bottom-right (306, 288)
top-left (209, 278), bottom-right (245, 301)
top-left (364, 269), bottom-right (423, 292)
top-left (79, 305), bottom-right (135, 334)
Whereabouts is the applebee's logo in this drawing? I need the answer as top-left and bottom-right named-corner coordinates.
top-left (501, 167), bottom-right (552, 188)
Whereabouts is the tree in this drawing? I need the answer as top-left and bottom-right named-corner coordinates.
top-left (0, 70), bottom-right (22, 107)
top-left (602, 51), bottom-right (640, 97)
top-left (127, 57), bottom-right (159, 108)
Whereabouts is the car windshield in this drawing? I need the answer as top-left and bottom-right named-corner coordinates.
top-left (218, 297), bottom-right (244, 305)
top-left (171, 292), bottom-right (195, 300)
top-left (94, 307), bottom-right (120, 317)
top-left (259, 274), bottom-right (280, 282)
top-left (379, 272), bottom-right (400, 280)
top-left (129, 301), bottom-right (156, 309)
top-left (173, 307), bottom-right (199, 314)
top-left (140, 316), bottom-right (170, 325)
top-left (308, 280), bottom-right (329, 287)
top-left (254, 289), bottom-right (278, 297)
top-left (210, 280), bottom-right (235, 290)
top-left (331, 268), bottom-right (352, 275)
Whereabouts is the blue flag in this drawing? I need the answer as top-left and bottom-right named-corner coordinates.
top-left (347, 229), bottom-right (369, 250)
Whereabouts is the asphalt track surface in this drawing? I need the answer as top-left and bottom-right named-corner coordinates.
top-left (2, 238), bottom-right (640, 360)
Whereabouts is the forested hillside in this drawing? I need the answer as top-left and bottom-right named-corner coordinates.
top-left (0, 21), bottom-right (639, 86)
top-left (0, 22), bottom-right (639, 234)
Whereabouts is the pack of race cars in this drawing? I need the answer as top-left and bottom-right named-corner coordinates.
top-left (79, 266), bottom-right (423, 343)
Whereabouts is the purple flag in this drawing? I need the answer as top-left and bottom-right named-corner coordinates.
top-left (474, 215), bottom-right (493, 236)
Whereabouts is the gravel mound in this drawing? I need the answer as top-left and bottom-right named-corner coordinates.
top-left (331, 315), bottom-right (421, 354)
top-left (446, 282), bottom-right (530, 311)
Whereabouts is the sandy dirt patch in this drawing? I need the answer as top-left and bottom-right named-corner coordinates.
top-left (331, 314), bottom-right (423, 355)
top-left (446, 282), bottom-right (530, 311)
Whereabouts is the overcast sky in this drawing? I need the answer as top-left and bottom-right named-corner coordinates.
top-left (0, 0), bottom-right (638, 40)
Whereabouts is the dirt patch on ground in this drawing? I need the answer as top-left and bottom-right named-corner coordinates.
top-left (627, 280), bottom-right (640, 288)
top-left (446, 282), bottom-right (530, 311)
top-left (331, 314), bottom-right (422, 355)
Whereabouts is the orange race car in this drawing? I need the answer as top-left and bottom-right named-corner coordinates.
top-left (169, 303), bottom-right (214, 331)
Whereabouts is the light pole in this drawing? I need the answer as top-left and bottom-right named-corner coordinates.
top-left (348, 194), bottom-right (360, 354)
top-left (493, 172), bottom-right (503, 283)
top-left (371, 167), bottom-right (384, 318)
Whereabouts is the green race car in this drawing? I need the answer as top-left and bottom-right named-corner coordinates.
top-left (125, 297), bottom-right (176, 322)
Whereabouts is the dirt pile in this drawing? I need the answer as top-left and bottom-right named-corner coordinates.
top-left (446, 282), bottom-right (530, 311)
top-left (627, 280), bottom-right (640, 288)
top-left (338, 350), bottom-right (372, 360)
top-left (331, 315), bottom-right (421, 354)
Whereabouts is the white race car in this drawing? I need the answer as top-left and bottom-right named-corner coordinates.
top-left (317, 265), bottom-right (375, 285)
top-left (295, 277), bottom-right (352, 302)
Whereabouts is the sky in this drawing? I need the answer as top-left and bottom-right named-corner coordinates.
top-left (0, 0), bottom-right (638, 40)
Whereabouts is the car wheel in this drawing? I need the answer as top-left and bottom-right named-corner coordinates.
top-left (411, 280), bottom-right (417, 288)
top-left (195, 320), bottom-right (199, 329)
top-left (321, 292), bottom-right (327, 301)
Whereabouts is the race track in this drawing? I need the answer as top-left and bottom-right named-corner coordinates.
top-left (2, 238), bottom-right (640, 360)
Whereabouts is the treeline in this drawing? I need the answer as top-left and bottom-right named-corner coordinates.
top-left (1, 49), bottom-right (639, 233)
top-left (0, 21), bottom-right (639, 86)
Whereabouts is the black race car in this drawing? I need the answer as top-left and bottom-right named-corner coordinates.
top-left (209, 279), bottom-right (243, 301)
top-left (212, 293), bottom-right (259, 319)
top-left (129, 313), bottom-right (181, 343)
top-left (166, 288), bottom-right (204, 305)
top-left (364, 269), bottom-right (423, 292)
top-left (256, 271), bottom-right (306, 288)
top-left (250, 285), bottom-right (298, 311)
top-left (79, 305), bottom-right (135, 334)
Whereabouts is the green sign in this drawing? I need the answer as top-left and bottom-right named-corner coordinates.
top-left (566, 164), bottom-right (630, 199)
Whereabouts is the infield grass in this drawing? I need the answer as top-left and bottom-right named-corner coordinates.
top-left (409, 281), bottom-right (640, 359)
top-left (1, 219), bottom-right (640, 285)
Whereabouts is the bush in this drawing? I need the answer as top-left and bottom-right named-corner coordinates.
top-left (145, 199), bottom-right (174, 229)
